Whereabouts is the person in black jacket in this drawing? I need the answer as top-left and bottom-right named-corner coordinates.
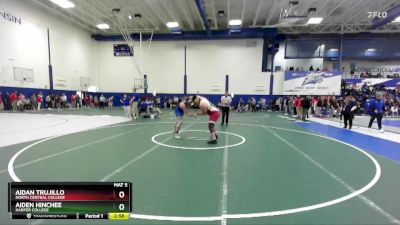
top-left (301, 96), bottom-right (311, 121)
top-left (4, 92), bottom-right (11, 111)
top-left (342, 96), bottom-right (357, 129)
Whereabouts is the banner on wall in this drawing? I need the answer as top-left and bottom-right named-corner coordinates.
top-left (344, 78), bottom-right (400, 89)
top-left (283, 71), bottom-right (343, 95)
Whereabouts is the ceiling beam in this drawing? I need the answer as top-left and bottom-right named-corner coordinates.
top-left (141, 14), bottom-right (160, 30)
top-left (33, 0), bottom-right (96, 32)
top-left (194, 0), bottom-right (211, 33)
top-left (142, 0), bottom-right (169, 31)
top-left (161, 0), bottom-right (184, 29)
top-left (313, 0), bottom-right (331, 18)
top-left (323, 0), bottom-right (348, 23)
top-left (252, 0), bottom-right (263, 26)
top-left (340, 0), bottom-right (376, 24)
top-left (241, 0), bottom-right (246, 26)
top-left (212, 0), bottom-right (218, 29)
top-left (176, 0), bottom-right (195, 30)
top-left (265, 0), bottom-right (277, 26)
top-left (227, 0), bottom-right (230, 28)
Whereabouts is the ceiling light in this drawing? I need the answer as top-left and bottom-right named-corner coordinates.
top-left (307, 17), bottom-right (323, 24)
top-left (393, 16), bottom-right (400, 22)
top-left (96, 23), bottom-right (110, 30)
top-left (49, 0), bottom-right (75, 8)
top-left (366, 48), bottom-right (376, 51)
top-left (229, 19), bottom-right (242, 26)
top-left (166, 22), bottom-right (179, 28)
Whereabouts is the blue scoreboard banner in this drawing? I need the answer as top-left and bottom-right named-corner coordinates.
top-left (113, 44), bottom-right (133, 57)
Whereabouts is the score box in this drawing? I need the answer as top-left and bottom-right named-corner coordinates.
top-left (8, 182), bottom-right (132, 220)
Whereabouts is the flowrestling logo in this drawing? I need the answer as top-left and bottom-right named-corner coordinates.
top-left (301, 72), bottom-right (335, 86)
top-left (0, 9), bottom-right (21, 25)
top-left (367, 11), bottom-right (387, 19)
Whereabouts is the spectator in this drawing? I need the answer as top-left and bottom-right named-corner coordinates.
top-left (342, 96), bottom-right (357, 129)
top-left (261, 98), bottom-right (267, 111)
top-left (10, 91), bottom-right (18, 112)
top-left (130, 95), bottom-right (138, 119)
top-left (62, 94), bottom-right (68, 108)
top-left (301, 96), bottom-right (311, 121)
top-left (71, 94), bottom-right (76, 108)
top-left (295, 96), bottom-right (303, 119)
top-left (368, 94), bottom-right (385, 132)
top-left (155, 96), bottom-right (161, 108)
top-left (4, 92), bottom-right (11, 110)
top-left (99, 94), bottom-right (106, 109)
top-left (83, 95), bottom-right (89, 107)
top-left (237, 98), bottom-right (245, 112)
top-left (311, 96), bottom-right (318, 115)
top-left (108, 96), bottom-right (114, 109)
top-left (45, 94), bottom-right (51, 108)
top-left (330, 97), bottom-right (339, 118)
top-left (391, 103), bottom-right (399, 117)
top-left (30, 94), bottom-right (37, 110)
top-left (0, 92), bottom-right (3, 111)
top-left (55, 95), bottom-right (61, 109)
top-left (309, 65), bottom-right (314, 72)
top-left (17, 93), bottom-right (25, 111)
top-left (275, 97), bottom-right (282, 111)
top-left (350, 69), bottom-right (355, 78)
top-left (37, 92), bottom-right (43, 110)
top-left (361, 82), bottom-right (369, 94)
top-left (89, 95), bottom-right (94, 107)
top-left (93, 96), bottom-right (99, 108)
top-left (172, 96), bottom-right (179, 109)
top-left (220, 92), bottom-right (232, 126)
top-left (250, 97), bottom-right (257, 112)
top-left (120, 94), bottom-right (131, 118)
top-left (76, 94), bottom-right (81, 109)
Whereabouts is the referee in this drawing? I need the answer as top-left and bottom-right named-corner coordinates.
top-left (220, 92), bottom-right (232, 126)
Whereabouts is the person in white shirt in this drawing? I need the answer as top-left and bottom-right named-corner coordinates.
top-left (99, 94), bottom-right (106, 109)
top-left (391, 104), bottom-right (399, 117)
top-left (220, 92), bottom-right (232, 125)
top-left (108, 96), bottom-right (114, 109)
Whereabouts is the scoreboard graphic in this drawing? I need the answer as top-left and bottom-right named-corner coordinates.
top-left (8, 182), bottom-right (132, 220)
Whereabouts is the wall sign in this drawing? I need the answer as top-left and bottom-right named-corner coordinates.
top-left (0, 10), bottom-right (21, 25)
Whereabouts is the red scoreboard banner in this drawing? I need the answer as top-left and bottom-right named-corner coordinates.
top-left (8, 182), bottom-right (132, 220)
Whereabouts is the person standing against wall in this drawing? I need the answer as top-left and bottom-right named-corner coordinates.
top-left (0, 92), bottom-right (3, 111)
top-left (220, 92), bottom-right (232, 126)
top-left (130, 94), bottom-right (139, 120)
top-left (301, 96), bottom-right (311, 121)
top-left (295, 95), bottom-right (303, 119)
top-left (120, 94), bottom-right (131, 118)
top-left (108, 96), bottom-right (114, 109)
top-left (368, 94), bottom-right (385, 132)
top-left (31, 94), bottom-right (37, 110)
top-left (10, 91), bottom-right (17, 112)
top-left (37, 92), bottom-right (43, 111)
top-left (342, 96), bottom-right (357, 129)
top-left (99, 94), bottom-right (106, 109)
